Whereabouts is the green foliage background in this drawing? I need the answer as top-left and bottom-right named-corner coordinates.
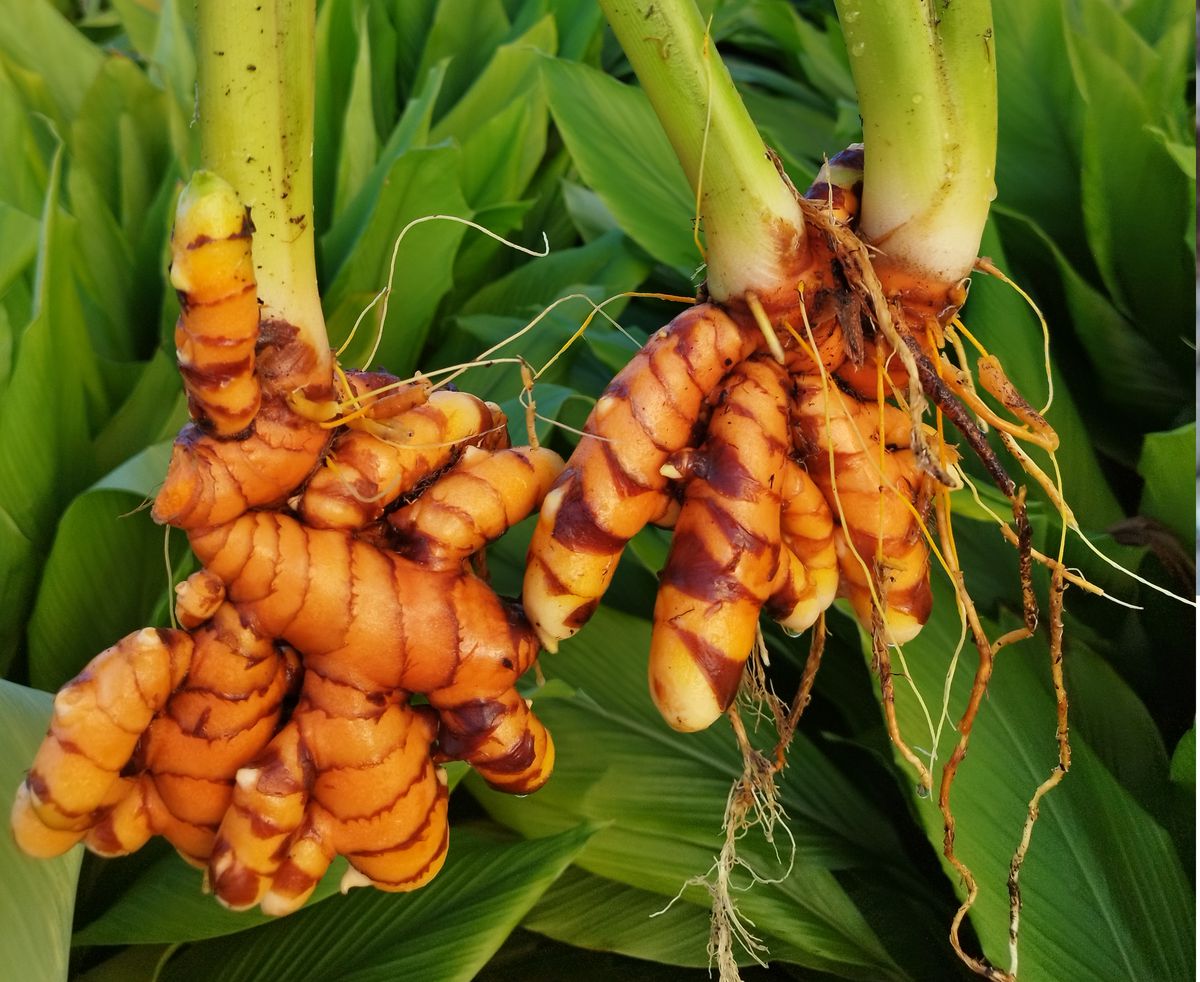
top-left (0, 0), bottom-right (1193, 979)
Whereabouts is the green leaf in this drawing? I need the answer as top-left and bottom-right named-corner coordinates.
top-left (522, 867), bottom-right (713, 967)
top-left (148, 0), bottom-right (195, 121)
top-left (429, 15), bottom-right (556, 147)
top-left (0, 0), bottom-right (104, 126)
top-left (1169, 728), bottom-right (1195, 789)
top-left (993, 207), bottom-right (1187, 426)
top-left (0, 131), bottom-right (107, 672)
top-left (157, 823), bottom-right (596, 982)
top-left (321, 59), bottom-right (446, 276)
top-left (331, 5), bottom-right (379, 217)
top-left (1136, 423), bottom-right (1196, 549)
top-left (884, 574), bottom-right (1194, 980)
top-left (416, 0), bottom-right (510, 120)
top-left (0, 679), bottom-right (83, 982)
top-left (542, 58), bottom-right (698, 275)
top-left (27, 488), bottom-right (189, 692)
top-left (110, 0), bottom-right (160, 62)
top-left (73, 852), bottom-right (352, 947)
top-left (461, 229), bottom-right (650, 318)
top-left (963, 222), bottom-right (1122, 527)
top-left (472, 606), bottom-right (919, 979)
top-left (1066, 7), bottom-right (1193, 363)
top-left (320, 145), bottom-right (471, 378)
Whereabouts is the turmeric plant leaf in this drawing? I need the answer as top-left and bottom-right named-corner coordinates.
top-left (471, 604), bottom-right (946, 980)
top-left (885, 573), bottom-right (1194, 981)
top-left (157, 823), bottom-right (595, 982)
top-left (521, 867), bottom-right (713, 967)
top-left (0, 679), bottom-right (83, 982)
top-left (1136, 423), bottom-right (1196, 549)
top-left (320, 145), bottom-right (470, 377)
top-left (27, 489), bottom-right (189, 692)
top-left (543, 58), bottom-right (697, 276)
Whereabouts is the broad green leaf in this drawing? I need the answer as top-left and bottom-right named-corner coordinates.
top-left (885, 574), bottom-right (1194, 981)
top-left (993, 207), bottom-right (1187, 428)
top-left (1066, 9), bottom-right (1193, 362)
top-left (73, 852), bottom-right (353, 947)
top-left (158, 823), bottom-right (595, 982)
top-left (0, 679), bottom-right (83, 982)
top-left (522, 867), bottom-right (713, 967)
top-left (320, 145), bottom-right (470, 377)
top-left (0, 134), bottom-right (107, 672)
top-left (429, 15), bottom-right (556, 146)
top-left (0, 202), bottom-right (39, 303)
top-left (332, 5), bottom-right (379, 216)
top-left (991, 3), bottom-right (1095, 273)
top-left (27, 488), bottom-right (189, 692)
top-left (416, 0), bottom-right (510, 121)
top-left (461, 229), bottom-right (650, 317)
top-left (110, 0), bottom-right (160, 62)
top-left (1061, 638), bottom-right (1170, 821)
top-left (148, 0), bottom-right (195, 122)
top-left (963, 222), bottom-right (1122, 527)
top-left (543, 58), bottom-right (698, 275)
top-left (458, 98), bottom-right (545, 210)
top-left (313, 0), bottom-right (361, 223)
top-left (715, 0), bottom-right (856, 105)
top-left (0, 61), bottom-right (50, 216)
top-left (321, 59), bottom-right (446, 276)
top-left (384, 0), bottom-right (437, 100)
top-left (70, 57), bottom-right (171, 241)
top-left (1136, 423), bottom-right (1195, 548)
top-left (0, 0), bottom-right (103, 126)
top-left (472, 606), bottom-right (922, 980)
top-left (92, 349), bottom-right (188, 477)
top-left (1169, 728), bottom-right (1195, 788)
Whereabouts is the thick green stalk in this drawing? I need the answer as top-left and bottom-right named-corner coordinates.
top-left (196, 0), bottom-right (329, 375)
top-left (834, 0), bottom-right (997, 286)
top-left (599, 0), bottom-right (805, 304)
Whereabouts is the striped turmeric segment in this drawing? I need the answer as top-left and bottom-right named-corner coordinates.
top-left (766, 460), bottom-right (839, 635)
top-left (169, 172), bottom-right (261, 438)
top-left (298, 389), bottom-right (503, 531)
top-left (793, 377), bottom-right (934, 645)
top-left (523, 303), bottom-right (758, 651)
top-left (648, 357), bottom-right (789, 733)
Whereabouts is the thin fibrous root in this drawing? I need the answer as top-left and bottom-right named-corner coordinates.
top-left (773, 613), bottom-right (826, 772)
top-left (1007, 566), bottom-right (1070, 978)
top-left (696, 707), bottom-right (794, 981)
top-left (871, 609), bottom-right (934, 796)
top-left (905, 335), bottom-right (1039, 636)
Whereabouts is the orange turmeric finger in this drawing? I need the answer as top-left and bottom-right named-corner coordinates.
top-left (188, 505), bottom-right (554, 794)
top-left (208, 721), bottom-right (311, 911)
top-left (209, 677), bottom-right (446, 915)
top-left (298, 389), bottom-right (502, 530)
top-left (389, 445), bottom-right (564, 568)
top-left (649, 357), bottom-right (790, 732)
top-left (153, 323), bottom-right (332, 531)
top-left (170, 172), bottom-right (261, 437)
top-left (793, 379), bottom-right (934, 645)
top-left (765, 460), bottom-right (839, 634)
top-left (11, 629), bottom-right (192, 856)
top-left (523, 303), bottom-right (758, 651)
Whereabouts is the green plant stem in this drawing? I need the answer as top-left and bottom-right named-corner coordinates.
top-left (598, 0), bottom-right (805, 303)
top-left (196, 0), bottom-right (329, 375)
top-left (834, 0), bottom-right (997, 286)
